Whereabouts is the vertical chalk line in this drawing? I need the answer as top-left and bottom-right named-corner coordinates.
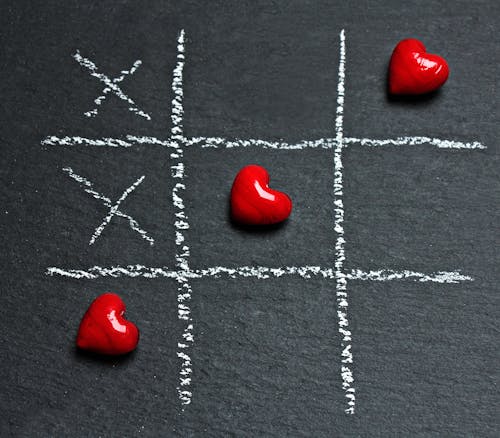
top-left (333, 29), bottom-right (355, 415)
top-left (170, 29), bottom-right (194, 407)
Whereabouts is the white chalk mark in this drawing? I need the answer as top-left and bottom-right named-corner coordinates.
top-left (187, 136), bottom-right (485, 150)
top-left (84, 109), bottom-right (98, 117)
top-left (46, 265), bottom-right (179, 279)
top-left (344, 136), bottom-right (486, 150)
top-left (347, 269), bottom-right (473, 283)
top-left (169, 29), bottom-right (194, 407)
top-left (196, 265), bottom-right (335, 279)
top-left (73, 51), bottom-right (151, 120)
top-left (187, 136), bottom-right (486, 150)
top-left (125, 135), bottom-right (177, 148)
top-left (89, 175), bottom-right (146, 245)
top-left (86, 60), bottom-right (143, 117)
top-left (40, 135), bottom-right (486, 151)
top-left (333, 29), bottom-right (355, 415)
top-left (94, 60), bottom-right (143, 102)
top-left (42, 136), bottom-right (133, 147)
top-left (185, 136), bottom-right (337, 149)
top-left (62, 167), bottom-right (154, 245)
top-left (46, 265), bottom-right (474, 284)
top-left (45, 265), bottom-right (334, 280)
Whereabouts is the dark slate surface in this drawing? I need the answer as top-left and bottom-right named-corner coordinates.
top-left (1, 1), bottom-right (499, 436)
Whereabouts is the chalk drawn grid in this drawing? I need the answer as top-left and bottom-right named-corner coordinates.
top-left (43, 29), bottom-right (486, 415)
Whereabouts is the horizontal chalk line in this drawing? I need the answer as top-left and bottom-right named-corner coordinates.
top-left (40, 135), bottom-right (486, 150)
top-left (195, 266), bottom-right (335, 279)
top-left (45, 265), bottom-right (473, 283)
top-left (346, 269), bottom-right (473, 283)
top-left (185, 137), bottom-right (337, 149)
top-left (344, 136), bottom-right (486, 150)
top-left (42, 136), bottom-right (133, 147)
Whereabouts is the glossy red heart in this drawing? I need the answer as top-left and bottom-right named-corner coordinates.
top-left (389, 39), bottom-right (449, 95)
top-left (76, 293), bottom-right (139, 355)
top-left (231, 164), bottom-right (292, 225)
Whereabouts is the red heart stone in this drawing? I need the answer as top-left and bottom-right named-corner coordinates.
top-left (389, 38), bottom-right (449, 95)
top-left (76, 293), bottom-right (139, 355)
top-left (231, 164), bottom-right (292, 225)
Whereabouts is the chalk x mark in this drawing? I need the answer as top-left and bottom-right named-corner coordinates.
top-left (62, 167), bottom-right (154, 246)
top-left (73, 51), bottom-right (151, 120)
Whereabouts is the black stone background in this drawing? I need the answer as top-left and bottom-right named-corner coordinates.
top-left (1, 1), bottom-right (498, 436)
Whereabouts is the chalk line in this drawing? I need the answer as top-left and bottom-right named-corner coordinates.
top-left (344, 136), bottom-right (486, 150)
top-left (347, 269), bottom-right (473, 283)
top-left (125, 135), bottom-right (177, 148)
top-left (40, 135), bottom-right (485, 150)
top-left (62, 167), bottom-right (154, 245)
top-left (45, 265), bottom-right (335, 280)
top-left (169, 29), bottom-right (194, 407)
top-left (185, 136), bottom-right (337, 149)
top-left (195, 265), bottom-right (335, 279)
top-left (45, 264), bottom-right (474, 283)
top-left (333, 29), bottom-right (355, 415)
top-left (46, 265), bottom-right (179, 280)
top-left (73, 50), bottom-right (151, 120)
top-left (186, 136), bottom-right (485, 150)
top-left (45, 265), bottom-right (332, 280)
top-left (42, 136), bottom-right (133, 147)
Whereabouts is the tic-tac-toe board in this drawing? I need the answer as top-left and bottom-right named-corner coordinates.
top-left (1, 1), bottom-right (499, 436)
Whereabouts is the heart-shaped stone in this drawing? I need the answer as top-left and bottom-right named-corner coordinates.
top-left (231, 164), bottom-right (292, 225)
top-left (389, 39), bottom-right (449, 95)
top-left (76, 293), bottom-right (139, 355)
